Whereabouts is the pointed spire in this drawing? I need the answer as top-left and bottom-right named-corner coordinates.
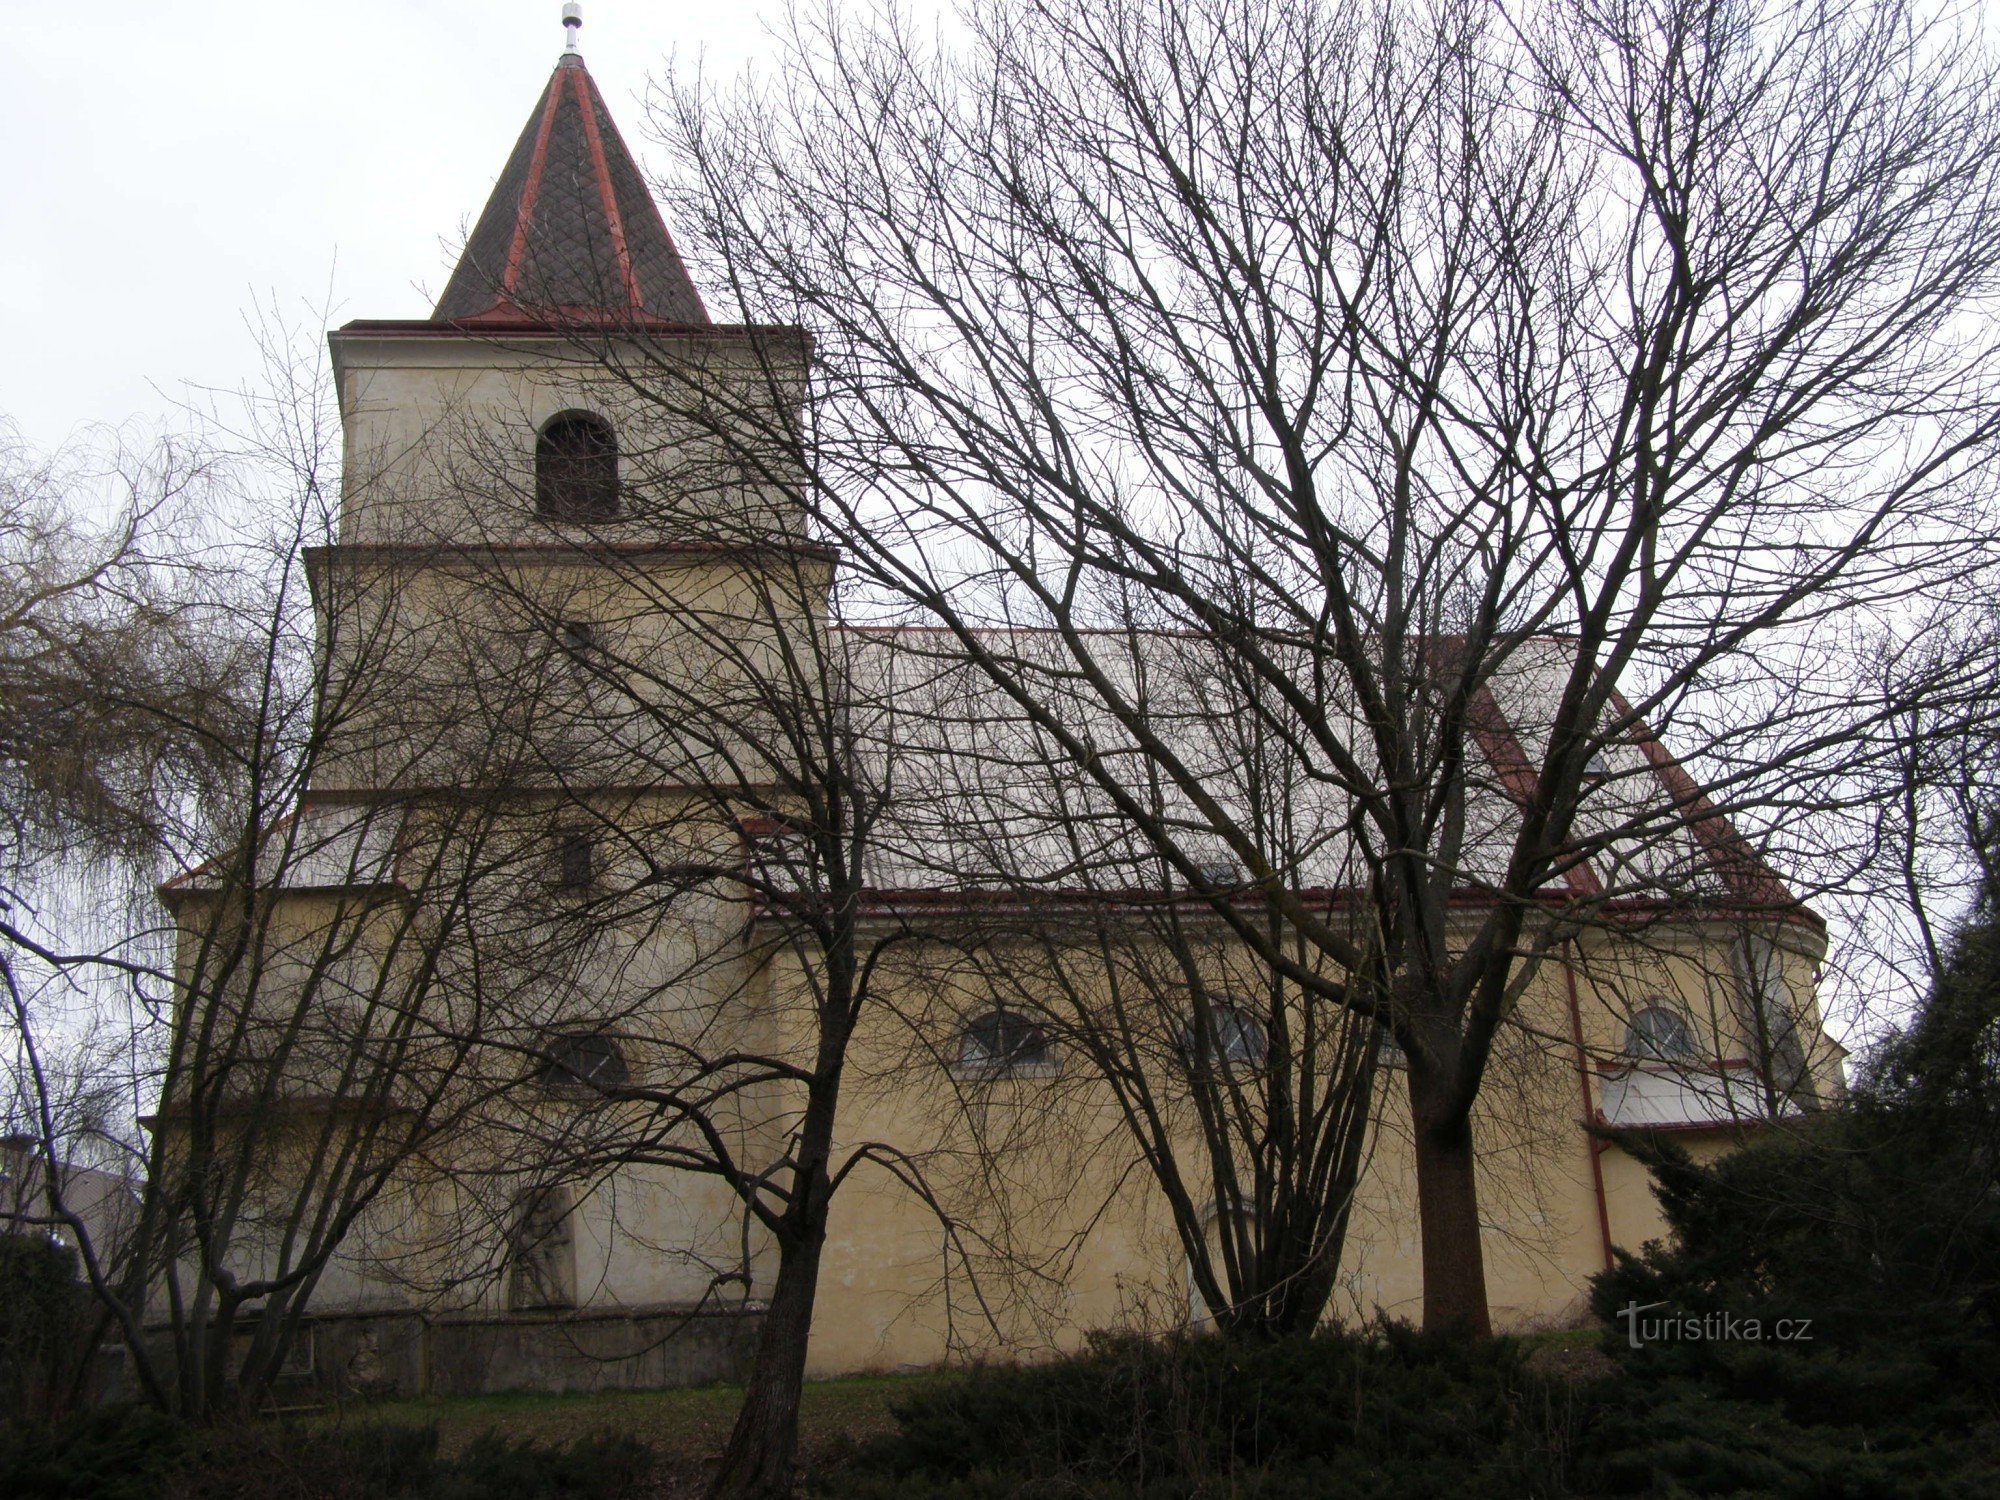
top-left (433, 19), bottom-right (709, 326)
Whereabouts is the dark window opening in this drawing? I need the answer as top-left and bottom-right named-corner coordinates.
top-left (959, 1009), bottom-right (1051, 1074)
top-left (277, 1326), bottom-right (316, 1376)
top-left (554, 827), bottom-right (596, 891)
top-left (539, 1031), bottom-right (629, 1093)
top-left (507, 1185), bottom-right (576, 1309)
top-left (536, 412), bottom-right (619, 523)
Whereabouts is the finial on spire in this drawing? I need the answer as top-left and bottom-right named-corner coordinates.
top-left (562, 3), bottom-right (583, 53)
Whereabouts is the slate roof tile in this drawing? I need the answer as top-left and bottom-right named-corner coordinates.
top-left (434, 53), bottom-right (709, 326)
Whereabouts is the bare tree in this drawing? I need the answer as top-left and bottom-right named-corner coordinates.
top-left (1869, 605), bottom-right (2000, 992)
top-left (0, 418), bottom-right (247, 964)
top-left (1, 351), bottom-right (633, 1419)
top-left (640, 0), bottom-right (2000, 1332)
top-left (875, 623), bottom-right (1389, 1337)
top-left (0, 416), bottom-right (260, 1408)
top-left (500, 543), bottom-right (913, 1500)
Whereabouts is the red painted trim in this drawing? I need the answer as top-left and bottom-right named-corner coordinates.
top-left (156, 809), bottom-right (301, 894)
top-left (1563, 945), bottom-right (1617, 1273)
top-left (573, 72), bottom-right (639, 310)
top-left (802, 884), bottom-right (1824, 926)
top-left (337, 316), bottom-right (803, 341)
top-left (501, 68), bottom-right (569, 300)
top-left (302, 540), bottom-right (838, 568)
top-left (1466, 684), bottom-right (1602, 896)
top-left (1608, 690), bottom-right (1795, 909)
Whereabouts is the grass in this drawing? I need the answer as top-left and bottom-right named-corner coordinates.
top-left (305, 1334), bottom-right (1606, 1474)
top-left (290, 1331), bottom-right (1605, 1494)
top-left (310, 1371), bottom-right (952, 1492)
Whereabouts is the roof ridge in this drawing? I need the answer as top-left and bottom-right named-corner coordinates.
top-left (496, 59), bottom-right (568, 306)
top-left (571, 64), bottom-right (640, 311)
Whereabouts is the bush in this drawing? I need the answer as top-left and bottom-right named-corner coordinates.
top-left (825, 1320), bottom-right (2000, 1499)
top-left (0, 1407), bottom-right (653, 1500)
top-left (1574, 1355), bottom-right (2000, 1499)
top-left (0, 1405), bottom-right (193, 1500)
top-left (0, 1234), bottom-right (99, 1419)
top-left (1564, 899), bottom-right (2000, 1496)
top-left (820, 1324), bottom-right (1593, 1499)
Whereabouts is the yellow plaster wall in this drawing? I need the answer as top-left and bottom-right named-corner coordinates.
top-left (160, 324), bottom-right (1849, 1378)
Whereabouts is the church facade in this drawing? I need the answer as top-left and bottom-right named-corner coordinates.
top-left (159, 34), bottom-right (1840, 1399)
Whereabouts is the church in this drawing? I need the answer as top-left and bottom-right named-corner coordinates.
top-left (158, 15), bottom-right (1841, 1400)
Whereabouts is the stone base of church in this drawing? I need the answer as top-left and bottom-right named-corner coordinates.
top-left (119, 1303), bottom-right (764, 1406)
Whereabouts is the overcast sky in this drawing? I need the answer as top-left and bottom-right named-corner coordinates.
top-left (1, 1), bottom-right (794, 451)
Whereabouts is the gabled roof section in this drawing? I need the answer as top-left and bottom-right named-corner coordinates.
top-left (433, 53), bottom-right (710, 326)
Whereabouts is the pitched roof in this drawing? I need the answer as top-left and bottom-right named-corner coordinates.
top-left (162, 626), bottom-right (1814, 938)
top-left (433, 53), bottom-right (709, 326)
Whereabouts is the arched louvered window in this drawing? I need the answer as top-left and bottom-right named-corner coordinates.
top-left (536, 411), bottom-right (619, 522)
top-left (1624, 1004), bottom-right (1698, 1062)
top-left (958, 1008), bottom-right (1052, 1075)
top-left (538, 1030), bottom-right (629, 1093)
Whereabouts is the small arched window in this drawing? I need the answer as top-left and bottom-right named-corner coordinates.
top-left (958, 1009), bottom-right (1051, 1074)
top-left (1624, 1004), bottom-right (1698, 1062)
top-left (539, 1030), bottom-right (629, 1093)
top-left (536, 411), bottom-right (619, 522)
top-left (1183, 997), bottom-right (1268, 1069)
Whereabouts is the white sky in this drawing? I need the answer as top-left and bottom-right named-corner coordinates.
top-left (0, 1), bottom-right (788, 450)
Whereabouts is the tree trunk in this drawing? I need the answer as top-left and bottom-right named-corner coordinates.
top-left (1408, 1065), bottom-right (1493, 1336)
top-left (203, 1293), bottom-right (254, 1423)
top-left (707, 1225), bottom-right (826, 1500)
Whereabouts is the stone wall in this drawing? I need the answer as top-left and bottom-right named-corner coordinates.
top-left (125, 1303), bottom-right (763, 1406)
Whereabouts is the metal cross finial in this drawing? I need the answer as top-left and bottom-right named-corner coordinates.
top-left (562, 3), bottom-right (583, 53)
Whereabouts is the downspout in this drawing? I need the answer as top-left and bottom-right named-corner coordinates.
top-left (1564, 941), bottom-right (1616, 1273)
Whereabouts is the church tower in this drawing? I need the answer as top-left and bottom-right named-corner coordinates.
top-left (326, 9), bottom-right (805, 543)
top-left (275, 8), bottom-right (820, 1375)
top-left (316, 8), bottom-right (820, 791)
